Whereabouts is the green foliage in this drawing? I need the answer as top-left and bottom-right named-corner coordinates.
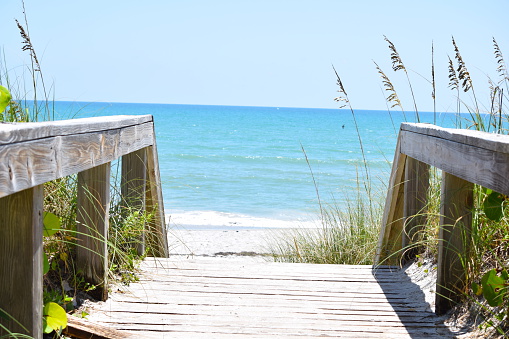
top-left (477, 269), bottom-right (508, 307)
top-left (43, 211), bottom-right (61, 237)
top-left (0, 85), bottom-right (11, 112)
top-left (482, 190), bottom-right (506, 221)
top-left (42, 302), bottom-right (67, 334)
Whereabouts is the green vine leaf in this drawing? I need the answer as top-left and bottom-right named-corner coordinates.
top-left (42, 302), bottom-right (67, 333)
top-left (0, 85), bottom-right (11, 112)
top-left (43, 212), bottom-right (61, 237)
top-left (472, 282), bottom-right (483, 296)
top-left (483, 191), bottom-right (505, 221)
top-left (481, 269), bottom-right (506, 307)
top-left (43, 252), bottom-right (50, 275)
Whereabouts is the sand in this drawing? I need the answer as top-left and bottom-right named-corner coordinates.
top-left (166, 211), bottom-right (318, 257)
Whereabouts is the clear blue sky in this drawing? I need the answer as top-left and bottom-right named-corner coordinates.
top-left (1, 1), bottom-right (508, 111)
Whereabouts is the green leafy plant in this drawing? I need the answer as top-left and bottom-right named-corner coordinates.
top-left (0, 85), bottom-right (11, 112)
top-left (482, 189), bottom-right (506, 222)
top-left (42, 302), bottom-right (67, 334)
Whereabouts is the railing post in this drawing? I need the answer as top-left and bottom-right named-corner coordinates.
top-left (121, 148), bottom-right (147, 256)
top-left (0, 185), bottom-right (43, 338)
top-left (375, 133), bottom-right (406, 265)
top-left (76, 163), bottom-right (111, 301)
top-left (436, 171), bottom-right (473, 315)
top-left (145, 144), bottom-right (169, 257)
top-left (402, 157), bottom-right (430, 262)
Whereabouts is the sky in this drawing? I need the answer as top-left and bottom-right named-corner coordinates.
top-left (1, 1), bottom-right (508, 112)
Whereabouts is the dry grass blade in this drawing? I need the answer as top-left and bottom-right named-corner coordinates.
top-left (384, 35), bottom-right (405, 72)
top-left (332, 64), bottom-right (349, 109)
top-left (15, 19), bottom-right (40, 72)
top-left (493, 37), bottom-right (509, 85)
top-left (448, 56), bottom-right (459, 91)
top-left (374, 61), bottom-right (401, 109)
top-left (384, 35), bottom-right (419, 122)
top-left (452, 37), bottom-right (473, 93)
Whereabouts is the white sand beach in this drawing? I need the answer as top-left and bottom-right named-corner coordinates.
top-left (166, 211), bottom-right (319, 257)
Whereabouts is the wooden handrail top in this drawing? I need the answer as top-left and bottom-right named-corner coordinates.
top-left (0, 115), bottom-right (156, 198)
top-left (400, 122), bottom-right (509, 196)
top-left (402, 122), bottom-right (509, 153)
top-left (0, 115), bottom-right (153, 144)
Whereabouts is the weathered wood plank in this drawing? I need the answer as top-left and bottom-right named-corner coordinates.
top-left (87, 257), bottom-right (451, 338)
top-left (122, 149), bottom-right (147, 255)
top-left (65, 315), bottom-right (135, 339)
top-left (0, 186), bottom-right (43, 338)
top-left (401, 122), bottom-right (509, 154)
top-left (0, 121), bottom-right (154, 198)
top-left (375, 133), bottom-right (406, 265)
top-left (436, 172), bottom-right (473, 315)
top-left (76, 163), bottom-right (111, 301)
top-left (0, 115), bottom-right (153, 144)
top-left (145, 144), bottom-right (168, 257)
top-left (400, 127), bottom-right (509, 196)
top-left (402, 157), bottom-right (430, 261)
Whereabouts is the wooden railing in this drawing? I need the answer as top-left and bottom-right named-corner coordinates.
top-left (375, 122), bottom-right (509, 314)
top-left (0, 115), bottom-right (168, 337)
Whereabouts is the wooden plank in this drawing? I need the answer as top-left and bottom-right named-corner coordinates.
top-left (0, 186), bottom-right (43, 338)
top-left (87, 257), bottom-right (450, 338)
top-left (375, 132), bottom-right (406, 265)
top-left (122, 149), bottom-right (147, 255)
top-left (145, 144), bottom-right (168, 257)
top-left (401, 122), bottom-right (509, 154)
top-left (0, 115), bottom-right (153, 144)
top-left (400, 128), bottom-right (509, 196)
top-left (96, 322), bottom-right (440, 337)
top-left (402, 157), bottom-right (430, 261)
top-left (435, 172), bottom-right (473, 315)
top-left (65, 315), bottom-right (135, 339)
top-left (76, 163), bottom-right (111, 301)
top-left (0, 121), bottom-right (154, 198)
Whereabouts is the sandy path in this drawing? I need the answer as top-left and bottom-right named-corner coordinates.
top-left (168, 228), bottom-right (286, 257)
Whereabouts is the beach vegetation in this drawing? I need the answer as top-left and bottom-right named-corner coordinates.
top-left (270, 35), bottom-right (509, 336)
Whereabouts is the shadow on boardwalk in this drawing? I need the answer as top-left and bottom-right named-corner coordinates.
top-left (86, 256), bottom-right (461, 338)
top-left (374, 265), bottom-right (458, 338)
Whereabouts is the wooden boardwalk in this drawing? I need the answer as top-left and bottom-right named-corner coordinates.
top-left (87, 256), bottom-right (454, 338)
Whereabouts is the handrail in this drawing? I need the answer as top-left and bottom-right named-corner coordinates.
top-left (0, 115), bottom-right (168, 338)
top-left (375, 122), bottom-right (509, 314)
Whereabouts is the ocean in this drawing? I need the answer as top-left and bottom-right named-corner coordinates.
top-left (51, 102), bottom-right (459, 227)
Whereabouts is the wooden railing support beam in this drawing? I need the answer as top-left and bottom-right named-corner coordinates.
top-left (375, 134), bottom-right (407, 265)
top-left (145, 144), bottom-right (169, 258)
top-left (436, 172), bottom-right (473, 315)
top-left (121, 148), bottom-right (147, 256)
top-left (402, 157), bottom-right (430, 262)
top-left (76, 163), bottom-right (111, 301)
top-left (0, 186), bottom-right (43, 338)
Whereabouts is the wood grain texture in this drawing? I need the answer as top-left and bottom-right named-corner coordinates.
top-left (402, 158), bottom-right (430, 261)
top-left (0, 115), bottom-right (153, 144)
top-left (65, 315), bottom-right (135, 339)
top-left (400, 127), bottom-right (509, 196)
top-left (0, 121), bottom-right (154, 198)
top-left (401, 122), bottom-right (509, 154)
top-left (86, 256), bottom-right (453, 338)
top-left (122, 149), bottom-right (147, 256)
top-left (77, 163), bottom-right (111, 301)
top-left (145, 144), bottom-right (169, 258)
top-left (375, 133), bottom-right (406, 265)
top-left (436, 172), bottom-right (473, 315)
top-left (0, 186), bottom-right (43, 338)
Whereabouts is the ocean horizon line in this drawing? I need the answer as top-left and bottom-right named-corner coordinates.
top-left (27, 99), bottom-right (449, 115)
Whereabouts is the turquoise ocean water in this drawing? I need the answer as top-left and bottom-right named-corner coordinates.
top-left (52, 102), bottom-right (459, 222)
